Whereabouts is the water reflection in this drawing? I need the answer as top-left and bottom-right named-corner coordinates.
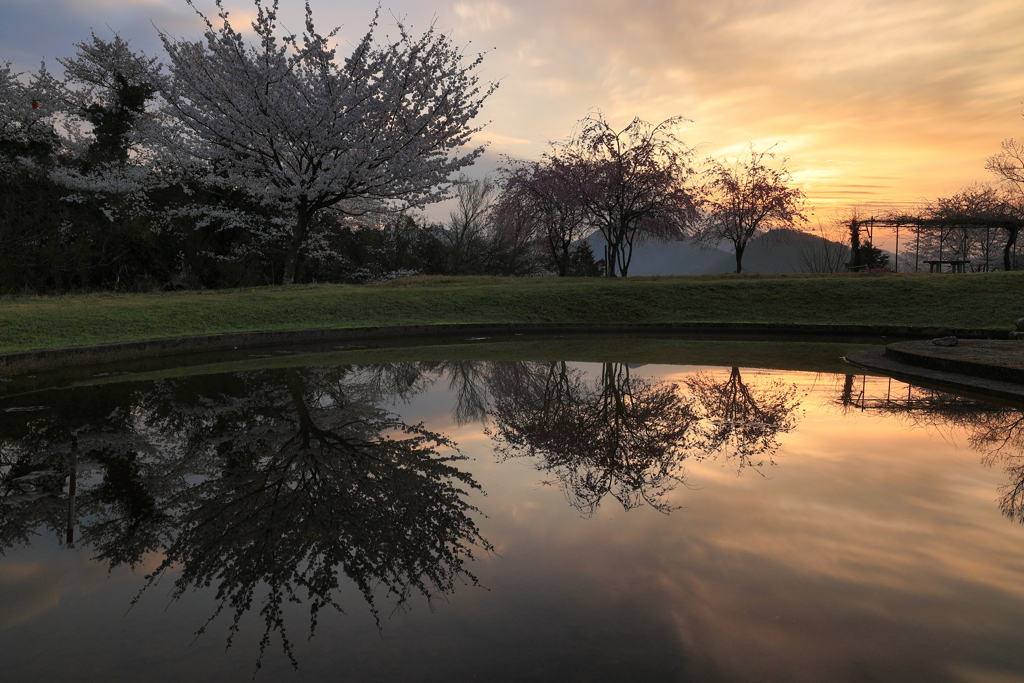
top-left (831, 375), bottom-right (1024, 524)
top-left (489, 362), bottom-right (699, 514)
top-left (418, 360), bottom-right (804, 512)
top-left (3, 359), bottom-right (1024, 681)
top-left (684, 367), bottom-right (802, 475)
top-left (0, 367), bottom-right (489, 670)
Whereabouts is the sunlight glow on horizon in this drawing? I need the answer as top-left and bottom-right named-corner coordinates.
top-left (3, 0), bottom-right (1022, 212)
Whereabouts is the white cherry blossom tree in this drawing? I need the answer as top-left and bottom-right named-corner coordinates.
top-left (0, 61), bottom-right (68, 165)
top-left (158, 0), bottom-right (496, 283)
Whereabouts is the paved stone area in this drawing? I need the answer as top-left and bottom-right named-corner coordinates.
top-left (845, 343), bottom-right (1024, 403)
top-left (889, 339), bottom-right (1024, 366)
top-left (884, 339), bottom-right (1024, 383)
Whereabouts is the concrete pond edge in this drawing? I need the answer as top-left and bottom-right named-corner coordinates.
top-left (885, 341), bottom-right (1024, 384)
top-left (1, 321), bottom-right (1011, 378)
top-left (844, 347), bottom-right (1024, 402)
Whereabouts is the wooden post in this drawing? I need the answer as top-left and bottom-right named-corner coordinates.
top-left (895, 222), bottom-right (900, 272)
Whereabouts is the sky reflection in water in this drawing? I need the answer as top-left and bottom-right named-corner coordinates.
top-left (1, 359), bottom-right (1023, 682)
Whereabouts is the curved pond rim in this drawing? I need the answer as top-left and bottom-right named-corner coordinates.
top-left (0, 321), bottom-right (1010, 380)
top-left (845, 346), bottom-right (1024, 405)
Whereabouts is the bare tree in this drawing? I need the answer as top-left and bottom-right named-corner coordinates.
top-left (796, 218), bottom-right (852, 273)
top-left (987, 137), bottom-right (1024, 187)
top-left (985, 139), bottom-right (1024, 269)
top-left (693, 145), bottom-right (806, 273)
top-left (437, 175), bottom-right (495, 274)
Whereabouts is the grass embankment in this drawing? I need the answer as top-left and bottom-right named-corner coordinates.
top-left (0, 272), bottom-right (1021, 353)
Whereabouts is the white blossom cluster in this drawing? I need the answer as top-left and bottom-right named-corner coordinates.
top-left (0, 61), bottom-right (69, 167)
top-left (156, 0), bottom-right (495, 281)
top-left (0, 0), bottom-right (494, 286)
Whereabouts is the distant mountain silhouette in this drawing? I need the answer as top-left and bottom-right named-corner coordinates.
top-left (581, 232), bottom-right (730, 276)
top-left (702, 228), bottom-right (854, 274)
top-left (582, 228), bottom-right (855, 275)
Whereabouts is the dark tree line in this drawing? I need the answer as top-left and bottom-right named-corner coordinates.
top-left (8, 1), bottom-right (1024, 292)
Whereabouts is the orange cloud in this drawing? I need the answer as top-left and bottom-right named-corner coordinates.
top-left (445, 0), bottom-right (1024, 209)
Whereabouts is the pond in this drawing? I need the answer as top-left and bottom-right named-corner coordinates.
top-left (1, 339), bottom-right (1023, 682)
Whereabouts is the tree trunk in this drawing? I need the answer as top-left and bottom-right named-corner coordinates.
top-left (619, 232), bottom-right (634, 277)
top-left (848, 218), bottom-right (863, 270)
top-left (286, 370), bottom-right (317, 448)
top-left (1004, 226), bottom-right (1019, 271)
top-left (556, 238), bottom-right (570, 277)
top-left (734, 244), bottom-right (745, 273)
top-left (282, 197), bottom-right (310, 285)
top-left (840, 374), bottom-right (855, 406)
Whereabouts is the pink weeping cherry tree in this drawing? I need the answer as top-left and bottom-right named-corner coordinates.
top-left (553, 113), bottom-right (702, 277)
top-left (693, 145), bottom-right (807, 274)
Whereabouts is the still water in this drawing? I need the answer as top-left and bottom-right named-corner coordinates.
top-left (1, 343), bottom-right (1024, 682)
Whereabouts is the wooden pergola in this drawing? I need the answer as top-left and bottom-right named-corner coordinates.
top-left (845, 214), bottom-right (1023, 272)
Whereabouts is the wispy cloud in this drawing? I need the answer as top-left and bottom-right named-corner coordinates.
top-left (3, 0), bottom-right (1022, 207)
top-left (453, 1), bottom-right (513, 31)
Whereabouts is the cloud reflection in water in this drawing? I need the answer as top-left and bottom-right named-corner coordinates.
top-left (1, 362), bottom-right (1024, 681)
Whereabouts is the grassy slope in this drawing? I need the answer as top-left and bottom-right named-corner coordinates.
top-left (0, 272), bottom-right (1021, 352)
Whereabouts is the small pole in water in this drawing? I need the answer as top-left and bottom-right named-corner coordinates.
top-left (67, 430), bottom-right (78, 547)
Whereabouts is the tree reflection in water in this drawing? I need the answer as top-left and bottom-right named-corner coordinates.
top-left (0, 385), bottom-right (167, 559)
top-left (430, 360), bottom-right (804, 513)
top-left (969, 411), bottom-right (1024, 521)
top-left (0, 366), bottom-right (490, 671)
top-left (10, 359), bottom-right (1024, 674)
top-left (683, 367), bottom-right (802, 475)
top-left (833, 376), bottom-right (1024, 525)
top-left (35, 361), bottom-right (1024, 673)
top-left (488, 362), bottom-right (699, 514)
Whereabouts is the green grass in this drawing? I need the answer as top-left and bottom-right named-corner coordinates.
top-left (1, 272), bottom-right (1021, 353)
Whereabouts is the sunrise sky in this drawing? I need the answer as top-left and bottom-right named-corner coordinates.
top-left (3, 0), bottom-right (1024, 220)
